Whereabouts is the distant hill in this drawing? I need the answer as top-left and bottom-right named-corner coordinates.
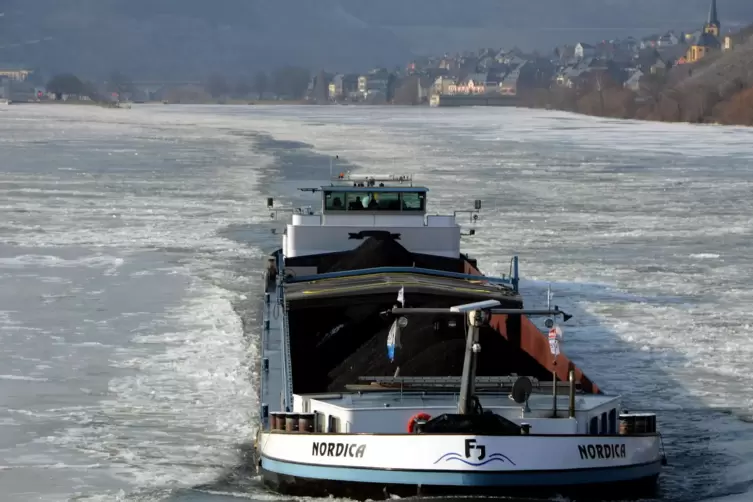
top-left (2, 0), bottom-right (753, 79)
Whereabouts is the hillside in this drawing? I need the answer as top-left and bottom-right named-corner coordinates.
top-left (522, 25), bottom-right (753, 127)
top-left (645, 27), bottom-right (753, 125)
top-left (675, 29), bottom-right (753, 94)
top-left (3, 0), bottom-right (753, 79)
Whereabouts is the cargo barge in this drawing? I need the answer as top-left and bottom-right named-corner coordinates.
top-left (253, 170), bottom-right (665, 499)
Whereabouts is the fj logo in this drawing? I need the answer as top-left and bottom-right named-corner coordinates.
top-left (464, 438), bottom-right (486, 461)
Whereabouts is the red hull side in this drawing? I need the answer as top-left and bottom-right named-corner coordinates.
top-left (462, 261), bottom-right (600, 394)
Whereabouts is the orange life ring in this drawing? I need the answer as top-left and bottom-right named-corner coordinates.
top-left (407, 412), bottom-right (431, 433)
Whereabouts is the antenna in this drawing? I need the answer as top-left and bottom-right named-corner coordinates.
top-left (544, 285), bottom-right (555, 329)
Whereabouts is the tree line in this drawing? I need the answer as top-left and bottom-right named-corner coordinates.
top-left (203, 66), bottom-right (311, 99)
top-left (43, 66), bottom-right (313, 101)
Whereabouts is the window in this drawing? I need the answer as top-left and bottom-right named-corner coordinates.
top-left (600, 412), bottom-right (607, 435)
top-left (589, 417), bottom-right (599, 435)
top-left (401, 192), bottom-right (426, 211)
top-left (608, 409), bottom-right (617, 434)
top-left (324, 191), bottom-right (346, 211)
top-left (345, 192), bottom-right (368, 210)
top-left (315, 412), bottom-right (325, 432)
top-left (369, 192), bottom-right (400, 210)
top-left (328, 415), bottom-right (341, 433)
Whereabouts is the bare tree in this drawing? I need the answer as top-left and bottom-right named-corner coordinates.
top-left (271, 66), bottom-right (310, 99)
top-left (46, 73), bottom-right (85, 98)
top-left (639, 73), bottom-right (667, 105)
top-left (393, 76), bottom-right (419, 105)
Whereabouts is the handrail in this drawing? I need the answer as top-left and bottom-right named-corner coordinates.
top-left (285, 266), bottom-right (514, 286)
top-left (277, 251), bottom-right (294, 412)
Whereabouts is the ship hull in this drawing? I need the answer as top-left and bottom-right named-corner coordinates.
top-left (256, 432), bottom-right (662, 499)
top-left (260, 458), bottom-right (660, 499)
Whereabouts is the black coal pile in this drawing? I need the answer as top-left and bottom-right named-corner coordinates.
top-left (323, 234), bottom-right (415, 273)
top-left (326, 314), bottom-right (516, 392)
top-left (286, 234), bottom-right (546, 393)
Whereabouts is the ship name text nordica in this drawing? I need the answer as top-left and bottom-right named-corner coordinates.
top-left (578, 443), bottom-right (626, 460)
top-left (312, 442), bottom-right (366, 458)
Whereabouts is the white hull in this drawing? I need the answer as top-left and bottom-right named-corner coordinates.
top-left (258, 431), bottom-right (662, 489)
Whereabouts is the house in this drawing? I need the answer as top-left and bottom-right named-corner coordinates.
top-left (623, 70), bottom-right (645, 92)
top-left (556, 66), bottom-right (587, 88)
top-left (553, 45), bottom-right (576, 63)
top-left (328, 74), bottom-right (359, 100)
top-left (328, 74), bottom-right (343, 100)
top-left (656, 43), bottom-right (689, 65)
top-left (358, 68), bottom-right (390, 97)
top-left (458, 56), bottom-right (479, 73)
top-left (640, 37), bottom-right (659, 49)
top-left (438, 57), bottom-right (459, 72)
top-left (448, 73), bottom-right (489, 94)
top-left (657, 31), bottom-right (680, 46)
top-left (649, 59), bottom-right (670, 75)
top-left (0, 67), bottom-right (33, 81)
top-left (406, 56), bottom-right (431, 74)
top-left (635, 49), bottom-right (664, 72)
top-left (498, 62), bottom-right (527, 95)
top-left (574, 43), bottom-right (596, 59)
top-left (424, 67), bottom-right (450, 80)
top-left (433, 76), bottom-right (456, 95)
top-left (477, 55), bottom-right (498, 71)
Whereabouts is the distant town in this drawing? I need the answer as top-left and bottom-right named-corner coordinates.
top-left (2, 0), bottom-right (752, 125)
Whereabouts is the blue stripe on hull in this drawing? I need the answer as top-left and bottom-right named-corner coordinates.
top-left (261, 457), bottom-right (662, 487)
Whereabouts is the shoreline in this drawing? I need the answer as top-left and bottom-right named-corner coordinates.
top-left (7, 97), bottom-right (750, 128)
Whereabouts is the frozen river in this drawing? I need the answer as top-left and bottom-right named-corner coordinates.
top-left (0, 104), bottom-right (751, 501)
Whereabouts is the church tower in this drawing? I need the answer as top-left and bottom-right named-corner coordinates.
top-left (704, 0), bottom-right (720, 37)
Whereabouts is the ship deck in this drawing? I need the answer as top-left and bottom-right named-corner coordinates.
top-left (297, 389), bottom-right (618, 413)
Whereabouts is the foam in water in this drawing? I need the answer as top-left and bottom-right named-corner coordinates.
top-left (0, 105), bottom-right (276, 500)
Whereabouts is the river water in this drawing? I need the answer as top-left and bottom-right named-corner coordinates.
top-left (0, 104), bottom-right (751, 501)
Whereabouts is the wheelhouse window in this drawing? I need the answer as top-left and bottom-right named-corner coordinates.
top-left (368, 192), bottom-right (400, 210)
top-left (400, 192), bottom-right (426, 211)
top-left (589, 417), bottom-right (599, 435)
top-left (345, 192), bottom-right (369, 210)
top-left (323, 190), bottom-right (426, 212)
top-left (324, 191), bottom-right (346, 211)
